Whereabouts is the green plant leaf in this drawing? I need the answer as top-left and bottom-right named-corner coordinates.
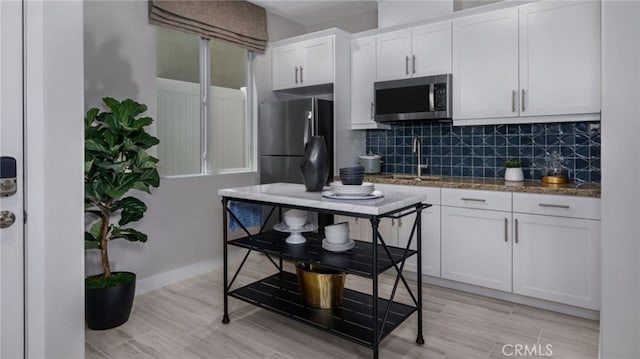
top-left (84, 239), bottom-right (100, 250)
top-left (109, 227), bottom-right (148, 243)
top-left (85, 138), bottom-right (110, 154)
top-left (131, 116), bottom-right (153, 129)
top-left (131, 131), bottom-right (160, 149)
top-left (115, 197), bottom-right (147, 226)
top-left (85, 108), bottom-right (99, 128)
top-left (89, 219), bottom-right (103, 240)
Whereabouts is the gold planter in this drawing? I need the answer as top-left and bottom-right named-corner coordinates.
top-left (541, 175), bottom-right (570, 184)
top-left (295, 262), bottom-right (346, 309)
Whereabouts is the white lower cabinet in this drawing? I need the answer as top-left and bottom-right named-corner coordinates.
top-left (397, 205), bottom-right (441, 277)
top-left (441, 206), bottom-right (512, 291)
top-left (512, 193), bottom-right (601, 310)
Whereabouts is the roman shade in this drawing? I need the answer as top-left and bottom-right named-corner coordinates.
top-left (149, 0), bottom-right (268, 53)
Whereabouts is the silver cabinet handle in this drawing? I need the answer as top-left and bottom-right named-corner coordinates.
top-left (300, 66), bottom-right (304, 83)
top-left (512, 90), bottom-right (517, 112)
top-left (405, 56), bottom-right (409, 75)
top-left (370, 102), bottom-right (375, 119)
top-left (295, 66), bottom-right (299, 84)
top-left (515, 218), bottom-right (519, 244)
top-left (398, 218), bottom-right (402, 227)
top-left (504, 218), bottom-right (508, 242)
top-left (412, 54), bottom-right (416, 74)
top-left (521, 89), bottom-right (526, 112)
top-left (539, 203), bottom-right (570, 209)
top-left (461, 198), bottom-right (486, 203)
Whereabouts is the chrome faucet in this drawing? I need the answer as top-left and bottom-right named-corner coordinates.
top-left (412, 136), bottom-right (428, 178)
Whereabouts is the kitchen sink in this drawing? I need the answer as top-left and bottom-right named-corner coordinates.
top-left (378, 174), bottom-right (443, 181)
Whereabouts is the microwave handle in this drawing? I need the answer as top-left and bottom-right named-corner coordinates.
top-left (428, 83), bottom-right (435, 112)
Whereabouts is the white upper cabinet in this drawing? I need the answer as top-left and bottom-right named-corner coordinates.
top-left (453, 8), bottom-right (519, 120)
top-left (411, 22), bottom-right (452, 78)
top-left (351, 36), bottom-right (388, 129)
top-left (453, 1), bottom-right (601, 123)
top-left (376, 29), bottom-right (412, 81)
top-left (272, 36), bottom-right (334, 91)
top-left (519, 1), bottom-right (601, 117)
top-left (377, 22), bottom-right (452, 82)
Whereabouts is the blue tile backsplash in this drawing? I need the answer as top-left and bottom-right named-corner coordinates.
top-left (365, 121), bottom-right (601, 183)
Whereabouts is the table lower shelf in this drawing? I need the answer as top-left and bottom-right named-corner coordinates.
top-left (228, 271), bottom-right (417, 348)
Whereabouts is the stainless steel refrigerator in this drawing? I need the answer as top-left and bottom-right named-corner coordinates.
top-left (259, 97), bottom-right (334, 186)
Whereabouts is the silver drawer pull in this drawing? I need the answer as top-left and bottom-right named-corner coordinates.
top-left (538, 203), bottom-right (570, 209)
top-left (461, 198), bottom-right (486, 203)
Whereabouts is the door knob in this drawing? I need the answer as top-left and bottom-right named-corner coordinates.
top-left (0, 211), bottom-right (16, 229)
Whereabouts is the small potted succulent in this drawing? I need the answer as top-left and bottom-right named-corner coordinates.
top-left (504, 159), bottom-right (524, 182)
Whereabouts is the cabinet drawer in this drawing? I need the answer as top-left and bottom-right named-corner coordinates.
top-left (442, 188), bottom-right (511, 211)
top-left (513, 193), bottom-right (600, 220)
top-left (375, 184), bottom-right (440, 205)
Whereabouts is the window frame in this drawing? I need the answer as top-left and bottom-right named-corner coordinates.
top-left (159, 35), bottom-right (256, 178)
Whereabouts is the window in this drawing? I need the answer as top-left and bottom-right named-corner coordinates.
top-left (156, 27), bottom-right (253, 176)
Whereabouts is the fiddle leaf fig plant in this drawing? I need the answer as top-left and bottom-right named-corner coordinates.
top-left (84, 98), bottom-right (160, 286)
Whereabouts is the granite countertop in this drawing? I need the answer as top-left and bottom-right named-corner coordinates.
top-left (218, 182), bottom-right (427, 215)
top-left (358, 174), bottom-right (601, 198)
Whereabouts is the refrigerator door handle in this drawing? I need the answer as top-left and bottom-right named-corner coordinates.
top-left (304, 110), bottom-right (312, 147)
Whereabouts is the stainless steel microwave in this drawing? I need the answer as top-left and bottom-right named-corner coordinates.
top-left (374, 74), bottom-right (452, 123)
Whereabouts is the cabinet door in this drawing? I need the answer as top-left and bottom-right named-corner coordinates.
top-left (272, 44), bottom-right (299, 91)
top-left (441, 206), bottom-right (512, 291)
top-left (513, 214), bottom-right (600, 310)
top-left (351, 37), bottom-right (379, 129)
top-left (376, 29), bottom-right (412, 81)
top-left (453, 8), bottom-right (519, 120)
top-left (300, 36), bottom-right (334, 87)
top-left (411, 22), bottom-right (452, 77)
top-left (398, 205), bottom-right (441, 277)
top-left (519, 1), bottom-right (600, 116)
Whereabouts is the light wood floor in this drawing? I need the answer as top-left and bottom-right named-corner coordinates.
top-left (86, 254), bottom-right (599, 359)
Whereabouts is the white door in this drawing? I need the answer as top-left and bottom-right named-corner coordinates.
top-left (453, 8), bottom-right (519, 120)
top-left (441, 207), bottom-right (512, 291)
top-left (376, 29), bottom-right (412, 81)
top-left (0, 1), bottom-right (25, 358)
top-left (351, 37), bottom-right (377, 128)
top-left (519, 1), bottom-right (601, 117)
top-left (411, 22), bottom-right (452, 77)
top-left (300, 36), bottom-right (333, 87)
top-left (271, 43), bottom-right (299, 90)
top-left (513, 214), bottom-right (601, 310)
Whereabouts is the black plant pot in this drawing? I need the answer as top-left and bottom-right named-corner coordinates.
top-left (300, 136), bottom-right (330, 192)
top-left (85, 272), bottom-right (136, 330)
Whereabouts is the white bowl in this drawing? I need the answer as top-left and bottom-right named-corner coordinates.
top-left (284, 209), bottom-right (307, 229)
top-left (324, 222), bottom-right (349, 244)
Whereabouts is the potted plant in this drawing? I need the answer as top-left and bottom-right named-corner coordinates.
top-left (84, 97), bottom-right (160, 330)
top-left (504, 159), bottom-right (524, 182)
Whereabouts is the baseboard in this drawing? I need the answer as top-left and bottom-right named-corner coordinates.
top-left (421, 274), bottom-right (600, 321)
top-left (135, 250), bottom-right (244, 296)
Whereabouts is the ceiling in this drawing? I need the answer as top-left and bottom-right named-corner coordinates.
top-left (249, 1), bottom-right (378, 27)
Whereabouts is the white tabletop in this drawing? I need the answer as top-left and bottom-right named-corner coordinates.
top-left (218, 183), bottom-right (427, 216)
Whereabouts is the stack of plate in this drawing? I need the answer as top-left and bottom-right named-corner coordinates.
top-left (329, 182), bottom-right (375, 197)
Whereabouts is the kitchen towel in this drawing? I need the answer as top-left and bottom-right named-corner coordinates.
top-left (228, 201), bottom-right (263, 231)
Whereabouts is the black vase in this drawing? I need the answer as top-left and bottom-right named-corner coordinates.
top-left (85, 272), bottom-right (136, 330)
top-left (300, 136), bottom-right (330, 192)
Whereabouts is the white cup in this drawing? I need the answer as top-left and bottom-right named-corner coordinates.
top-left (324, 222), bottom-right (349, 244)
top-left (284, 209), bottom-right (307, 229)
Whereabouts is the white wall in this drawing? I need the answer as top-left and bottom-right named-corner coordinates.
top-left (600, 1), bottom-right (640, 357)
top-left (83, 2), bottom-right (311, 294)
top-left (378, 0), bottom-right (453, 28)
top-left (25, 1), bottom-right (85, 358)
top-left (306, 9), bottom-right (378, 33)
